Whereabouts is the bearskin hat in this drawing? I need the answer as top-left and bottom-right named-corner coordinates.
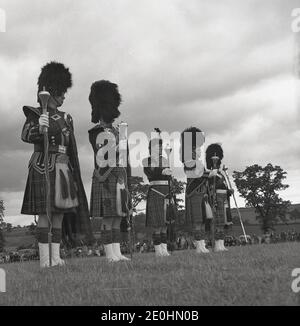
top-left (205, 143), bottom-right (223, 169)
top-left (180, 127), bottom-right (205, 163)
top-left (89, 80), bottom-right (121, 124)
top-left (37, 61), bottom-right (72, 97)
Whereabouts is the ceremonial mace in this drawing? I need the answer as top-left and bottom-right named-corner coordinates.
top-left (165, 143), bottom-right (173, 254)
top-left (38, 88), bottom-right (52, 266)
top-left (210, 153), bottom-right (220, 251)
top-left (222, 165), bottom-right (248, 243)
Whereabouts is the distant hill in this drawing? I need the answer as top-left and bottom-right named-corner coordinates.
top-left (231, 203), bottom-right (300, 225)
top-left (3, 227), bottom-right (35, 251)
top-left (3, 203), bottom-right (300, 249)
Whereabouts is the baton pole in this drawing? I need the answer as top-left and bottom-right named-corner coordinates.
top-left (165, 144), bottom-right (173, 254)
top-left (39, 88), bottom-right (52, 266)
top-left (210, 154), bottom-right (220, 251)
top-left (222, 165), bottom-right (248, 243)
top-left (118, 121), bottom-right (133, 259)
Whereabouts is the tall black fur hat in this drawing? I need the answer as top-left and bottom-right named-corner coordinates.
top-left (89, 80), bottom-right (121, 124)
top-left (205, 143), bottom-right (223, 169)
top-left (37, 61), bottom-right (72, 97)
top-left (180, 127), bottom-right (205, 162)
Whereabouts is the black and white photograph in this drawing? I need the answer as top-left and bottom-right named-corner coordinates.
top-left (0, 0), bottom-right (300, 310)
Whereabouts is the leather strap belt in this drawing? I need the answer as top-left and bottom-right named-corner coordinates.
top-left (216, 189), bottom-right (227, 194)
top-left (149, 181), bottom-right (169, 186)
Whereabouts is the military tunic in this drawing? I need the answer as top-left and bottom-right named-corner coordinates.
top-left (21, 106), bottom-right (78, 214)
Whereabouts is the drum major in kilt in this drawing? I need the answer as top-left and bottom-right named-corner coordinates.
top-left (143, 129), bottom-right (176, 257)
top-left (206, 143), bottom-right (234, 252)
top-left (21, 61), bottom-right (92, 268)
top-left (88, 80), bottom-right (132, 262)
top-left (181, 127), bottom-right (212, 254)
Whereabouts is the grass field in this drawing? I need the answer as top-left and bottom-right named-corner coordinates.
top-left (0, 243), bottom-right (300, 306)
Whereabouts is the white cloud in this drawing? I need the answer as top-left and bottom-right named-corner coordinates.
top-left (0, 0), bottom-right (300, 226)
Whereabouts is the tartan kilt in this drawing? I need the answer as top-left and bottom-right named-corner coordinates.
top-left (185, 191), bottom-right (206, 226)
top-left (90, 167), bottom-right (128, 218)
top-left (21, 152), bottom-right (77, 215)
top-left (145, 184), bottom-right (169, 228)
top-left (215, 190), bottom-right (228, 227)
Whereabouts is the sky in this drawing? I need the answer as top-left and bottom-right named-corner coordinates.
top-left (0, 0), bottom-right (300, 226)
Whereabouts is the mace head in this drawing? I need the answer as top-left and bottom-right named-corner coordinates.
top-left (118, 121), bottom-right (128, 127)
top-left (118, 121), bottom-right (128, 141)
top-left (38, 87), bottom-right (50, 110)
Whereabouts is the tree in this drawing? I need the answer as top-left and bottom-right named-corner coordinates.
top-left (170, 178), bottom-right (185, 210)
top-left (289, 208), bottom-right (300, 221)
top-left (130, 176), bottom-right (149, 213)
top-left (6, 223), bottom-right (12, 232)
top-left (0, 230), bottom-right (5, 252)
top-left (28, 223), bottom-right (37, 235)
top-left (233, 163), bottom-right (291, 233)
top-left (129, 176), bottom-right (186, 212)
top-left (0, 199), bottom-right (5, 252)
top-left (0, 199), bottom-right (4, 225)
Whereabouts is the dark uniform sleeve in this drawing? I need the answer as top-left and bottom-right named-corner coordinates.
top-left (143, 165), bottom-right (154, 180)
top-left (88, 126), bottom-right (98, 153)
top-left (21, 112), bottom-right (43, 144)
top-left (143, 158), bottom-right (169, 181)
top-left (66, 113), bottom-right (74, 131)
top-left (143, 164), bottom-right (161, 181)
top-left (66, 113), bottom-right (74, 159)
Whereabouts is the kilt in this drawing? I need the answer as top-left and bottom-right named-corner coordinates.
top-left (90, 166), bottom-right (128, 218)
top-left (185, 179), bottom-right (208, 226)
top-left (21, 152), bottom-right (77, 215)
top-left (215, 190), bottom-right (228, 227)
top-left (185, 193), bottom-right (206, 226)
top-left (145, 184), bottom-right (169, 228)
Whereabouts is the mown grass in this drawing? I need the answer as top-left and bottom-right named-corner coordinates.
top-left (0, 243), bottom-right (300, 306)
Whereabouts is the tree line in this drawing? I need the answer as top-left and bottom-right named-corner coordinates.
top-left (0, 163), bottom-right (296, 252)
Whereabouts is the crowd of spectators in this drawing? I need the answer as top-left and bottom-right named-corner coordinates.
top-left (1, 229), bottom-right (299, 264)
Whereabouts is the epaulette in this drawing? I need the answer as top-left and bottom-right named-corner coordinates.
top-left (62, 112), bottom-right (73, 128)
top-left (23, 106), bottom-right (41, 117)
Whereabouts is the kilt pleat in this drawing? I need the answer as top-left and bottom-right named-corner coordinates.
top-left (21, 152), bottom-right (77, 215)
top-left (90, 167), bottom-right (128, 218)
top-left (145, 184), bottom-right (169, 228)
top-left (185, 192), bottom-right (205, 226)
top-left (185, 179), bottom-right (207, 226)
top-left (215, 192), bottom-right (227, 227)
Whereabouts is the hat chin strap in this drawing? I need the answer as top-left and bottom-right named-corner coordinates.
top-left (51, 95), bottom-right (61, 107)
